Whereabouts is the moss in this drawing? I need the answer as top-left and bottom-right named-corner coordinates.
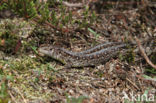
top-left (0, 18), bottom-right (35, 54)
top-left (0, 31), bottom-right (18, 53)
top-left (119, 49), bottom-right (135, 63)
top-left (145, 53), bottom-right (156, 75)
top-left (150, 52), bottom-right (156, 64)
top-left (0, 74), bottom-right (13, 103)
top-left (12, 57), bottom-right (36, 70)
top-left (0, 54), bottom-right (57, 102)
top-left (93, 70), bottom-right (104, 77)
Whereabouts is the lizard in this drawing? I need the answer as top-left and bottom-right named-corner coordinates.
top-left (66, 42), bottom-right (124, 55)
top-left (38, 42), bottom-right (129, 68)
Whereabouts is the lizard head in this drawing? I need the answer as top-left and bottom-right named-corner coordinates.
top-left (38, 46), bottom-right (66, 64)
top-left (38, 46), bottom-right (59, 57)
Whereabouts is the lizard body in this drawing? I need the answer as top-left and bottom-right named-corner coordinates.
top-left (38, 42), bottom-right (128, 68)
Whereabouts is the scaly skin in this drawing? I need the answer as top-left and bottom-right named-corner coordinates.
top-left (38, 42), bottom-right (128, 68)
top-left (68, 42), bottom-right (124, 55)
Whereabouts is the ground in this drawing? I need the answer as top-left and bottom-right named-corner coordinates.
top-left (0, 0), bottom-right (156, 103)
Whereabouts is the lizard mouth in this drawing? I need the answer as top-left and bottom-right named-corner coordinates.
top-left (38, 48), bottom-right (46, 56)
top-left (38, 47), bottom-right (50, 56)
top-left (38, 46), bottom-right (56, 57)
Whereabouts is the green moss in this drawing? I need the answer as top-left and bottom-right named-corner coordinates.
top-left (145, 53), bottom-right (156, 75)
top-left (8, 0), bottom-right (37, 19)
top-left (0, 53), bottom-right (57, 102)
top-left (0, 75), bottom-right (13, 103)
top-left (66, 95), bottom-right (88, 103)
top-left (0, 31), bottom-right (18, 53)
top-left (150, 53), bottom-right (156, 64)
top-left (0, 2), bottom-right (8, 11)
top-left (93, 70), bottom-right (104, 77)
top-left (10, 56), bottom-right (39, 70)
top-left (119, 49), bottom-right (135, 63)
top-left (0, 18), bottom-right (35, 54)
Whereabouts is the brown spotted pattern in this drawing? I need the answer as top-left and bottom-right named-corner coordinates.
top-left (38, 42), bottom-right (128, 67)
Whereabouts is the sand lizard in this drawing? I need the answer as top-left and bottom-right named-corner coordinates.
top-left (38, 42), bottom-right (129, 68)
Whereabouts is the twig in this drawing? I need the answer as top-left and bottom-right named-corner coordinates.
top-left (16, 88), bottom-right (27, 103)
top-left (39, 0), bottom-right (84, 7)
top-left (33, 15), bottom-right (68, 33)
top-left (9, 91), bottom-right (18, 103)
top-left (62, 1), bottom-right (83, 7)
top-left (135, 37), bottom-right (156, 69)
top-left (126, 78), bottom-right (140, 90)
